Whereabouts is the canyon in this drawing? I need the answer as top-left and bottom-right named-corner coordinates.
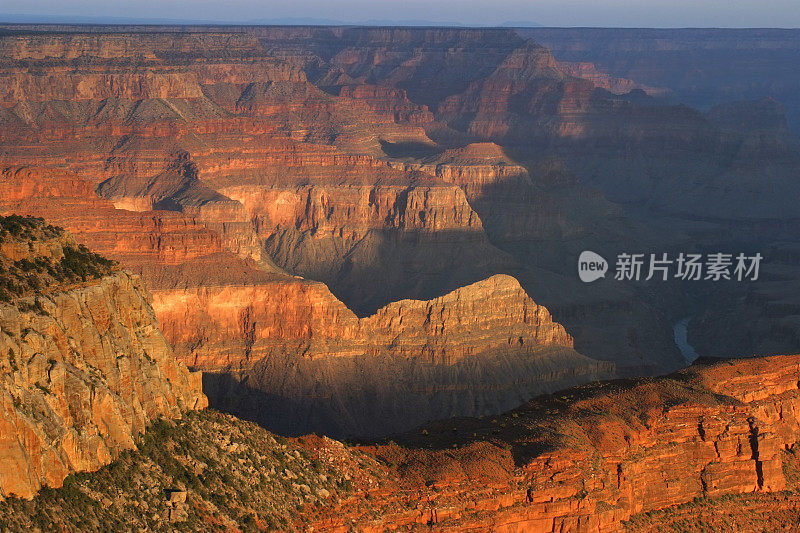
top-left (0, 26), bottom-right (649, 438)
top-left (0, 24), bottom-right (798, 436)
top-left (0, 22), bottom-right (799, 531)
top-left (0, 164), bottom-right (611, 436)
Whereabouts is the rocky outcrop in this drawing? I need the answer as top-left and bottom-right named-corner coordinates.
top-left (0, 217), bottom-right (206, 500)
top-left (435, 40), bottom-right (586, 142)
top-left (155, 274), bottom-right (573, 365)
top-left (387, 142), bottom-right (530, 198)
top-left (334, 84), bottom-right (434, 124)
top-left (305, 353), bottom-right (800, 532)
top-left (175, 132), bottom-right (517, 311)
top-left (223, 174), bottom-right (507, 311)
top-left (156, 275), bottom-right (611, 437)
top-left (359, 275), bottom-right (574, 360)
top-left (0, 166), bottom-right (231, 269)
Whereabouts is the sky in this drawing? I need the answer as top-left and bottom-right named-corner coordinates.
top-left (2, 0), bottom-right (800, 28)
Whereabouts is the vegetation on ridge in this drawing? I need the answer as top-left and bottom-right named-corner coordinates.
top-left (0, 215), bottom-right (117, 302)
top-left (0, 410), bottom-right (377, 532)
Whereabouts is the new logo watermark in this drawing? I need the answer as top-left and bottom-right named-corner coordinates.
top-left (578, 251), bottom-right (608, 282)
top-left (578, 251), bottom-right (762, 283)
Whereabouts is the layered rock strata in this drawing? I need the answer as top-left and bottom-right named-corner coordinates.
top-left (161, 275), bottom-right (612, 437)
top-left (305, 353), bottom-right (800, 532)
top-left (0, 217), bottom-right (206, 499)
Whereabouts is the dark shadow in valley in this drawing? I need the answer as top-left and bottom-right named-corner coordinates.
top-left (265, 226), bottom-right (518, 317)
top-left (199, 347), bottom-right (612, 442)
top-left (378, 140), bottom-right (444, 159)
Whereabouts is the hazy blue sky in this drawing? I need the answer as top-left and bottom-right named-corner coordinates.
top-left (3, 0), bottom-right (800, 28)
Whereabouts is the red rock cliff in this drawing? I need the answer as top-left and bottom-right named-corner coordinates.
top-left (304, 353), bottom-right (800, 531)
top-left (158, 275), bottom-right (610, 437)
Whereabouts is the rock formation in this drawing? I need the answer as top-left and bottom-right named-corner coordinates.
top-left (555, 61), bottom-right (668, 98)
top-left (163, 275), bottom-right (612, 437)
top-left (304, 353), bottom-right (800, 531)
top-left (0, 24), bottom-right (797, 532)
top-left (0, 216), bottom-right (206, 499)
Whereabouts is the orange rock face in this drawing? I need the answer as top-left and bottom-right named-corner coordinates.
top-left (302, 353), bottom-right (800, 532)
top-left (157, 275), bottom-right (610, 436)
top-left (154, 274), bottom-right (573, 365)
top-left (0, 164), bottom-right (608, 436)
top-left (0, 167), bottom-right (227, 268)
top-left (0, 220), bottom-right (206, 500)
top-left (333, 84), bottom-right (435, 124)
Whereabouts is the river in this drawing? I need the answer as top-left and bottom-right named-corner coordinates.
top-left (673, 316), bottom-right (700, 364)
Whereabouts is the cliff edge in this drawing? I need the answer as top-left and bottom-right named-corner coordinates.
top-left (0, 216), bottom-right (206, 499)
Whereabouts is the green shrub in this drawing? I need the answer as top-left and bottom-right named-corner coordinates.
top-left (8, 349), bottom-right (17, 372)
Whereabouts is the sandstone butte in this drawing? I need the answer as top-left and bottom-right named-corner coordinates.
top-left (0, 216), bottom-right (206, 500)
top-left (295, 353), bottom-right (800, 532)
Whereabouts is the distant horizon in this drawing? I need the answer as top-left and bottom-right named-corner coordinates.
top-left (4, 0), bottom-right (800, 29)
top-left (1, 15), bottom-right (800, 30)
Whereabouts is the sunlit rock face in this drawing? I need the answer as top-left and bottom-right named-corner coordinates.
top-left (0, 217), bottom-right (206, 500)
top-left (175, 275), bottom-right (611, 437)
top-left (304, 353), bottom-right (800, 531)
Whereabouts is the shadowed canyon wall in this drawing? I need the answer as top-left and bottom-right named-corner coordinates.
top-left (521, 28), bottom-right (800, 135)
